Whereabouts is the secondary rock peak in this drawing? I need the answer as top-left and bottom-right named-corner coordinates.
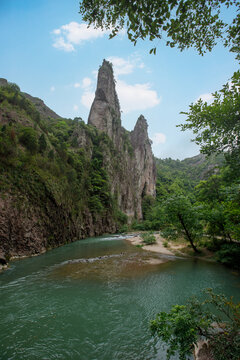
top-left (131, 115), bottom-right (150, 149)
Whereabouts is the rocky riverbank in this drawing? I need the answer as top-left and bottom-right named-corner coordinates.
top-left (0, 254), bottom-right (8, 271)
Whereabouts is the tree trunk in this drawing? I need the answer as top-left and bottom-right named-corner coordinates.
top-left (178, 214), bottom-right (200, 253)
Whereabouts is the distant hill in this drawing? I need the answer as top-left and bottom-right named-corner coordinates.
top-left (155, 153), bottom-right (225, 198)
top-left (22, 92), bottom-right (61, 120)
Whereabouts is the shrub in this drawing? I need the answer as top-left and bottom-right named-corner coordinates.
top-left (118, 224), bottom-right (128, 233)
top-left (150, 289), bottom-right (240, 360)
top-left (141, 232), bottom-right (156, 245)
top-left (38, 133), bottom-right (47, 153)
top-left (19, 127), bottom-right (38, 154)
top-left (215, 243), bottom-right (240, 269)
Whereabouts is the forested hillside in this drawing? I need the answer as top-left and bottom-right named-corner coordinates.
top-left (136, 150), bottom-right (240, 268)
top-left (155, 154), bottom-right (225, 199)
top-left (0, 82), bottom-right (127, 258)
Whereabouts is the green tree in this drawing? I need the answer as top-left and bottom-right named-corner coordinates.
top-left (79, 0), bottom-right (240, 58)
top-left (0, 125), bottom-right (17, 160)
top-left (150, 289), bottom-right (240, 360)
top-left (142, 194), bottom-right (155, 220)
top-left (38, 133), bottom-right (47, 153)
top-left (195, 175), bottom-right (223, 203)
top-left (179, 71), bottom-right (240, 172)
top-left (8, 82), bottom-right (20, 93)
top-left (48, 149), bottom-right (54, 160)
top-left (195, 174), bottom-right (240, 242)
top-left (162, 195), bottom-right (202, 252)
top-left (19, 127), bottom-right (38, 154)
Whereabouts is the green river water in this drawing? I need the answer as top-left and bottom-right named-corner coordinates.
top-left (0, 234), bottom-right (240, 360)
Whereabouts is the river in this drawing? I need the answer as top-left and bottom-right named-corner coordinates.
top-left (0, 234), bottom-right (239, 359)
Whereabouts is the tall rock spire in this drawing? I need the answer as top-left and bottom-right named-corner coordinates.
top-left (88, 60), bottom-right (121, 140)
top-left (87, 60), bottom-right (156, 220)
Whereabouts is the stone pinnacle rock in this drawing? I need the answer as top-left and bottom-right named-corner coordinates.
top-left (88, 59), bottom-right (121, 140)
top-left (131, 115), bottom-right (156, 217)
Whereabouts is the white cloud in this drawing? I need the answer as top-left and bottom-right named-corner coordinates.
top-left (79, 54), bottom-right (160, 114)
top-left (53, 36), bottom-right (75, 52)
top-left (82, 77), bottom-right (92, 89)
top-left (62, 22), bottom-right (107, 43)
top-left (151, 133), bottom-right (166, 145)
top-left (75, 77), bottom-right (94, 109)
top-left (107, 56), bottom-right (134, 76)
top-left (92, 70), bottom-right (98, 79)
top-left (107, 56), bottom-right (146, 77)
top-left (116, 80), bottom-right (161, 113)
top-left (53, 29), bottom-right (61, 35)
top-left (196, 93), bottom-right (214, 104)
top-left (52, 22), bottom-right (110, 51)
top-left (74, 78), bottom-right (92, 90)
top-left (81, 91), bottom-right (95, 109)
top-left (50, 86), bottom-right (55, 92)
top-left (73, 105), bottom-right (79, 111)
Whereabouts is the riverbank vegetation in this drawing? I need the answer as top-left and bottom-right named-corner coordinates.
top-left (132, 71), bottom-right (240, 270)
top-left (150, 289), bottom-right (240, 360)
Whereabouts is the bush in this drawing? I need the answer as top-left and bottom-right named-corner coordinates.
top-left (215, 243), bottom-right (240, 269)
top-left (19, 127), bottom-right (38, 154)
top-left (141, 232), bottom-right (156, 245)
top-left (0, 127), bottom-right (17, 160)
top-left (116, 209), bottom-right (128, 225)
top-left (38, 133), bottom-right (47, 153)
top-left (150, 289), bottom-right (240, 360)
top-left (142, 194), bottom-right (155, 220)
top-left (118, 224), bottom-right (128, 233)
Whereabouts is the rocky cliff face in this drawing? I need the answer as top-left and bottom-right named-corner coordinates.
top-left (0, 61), bottom-right (156, 260)
top-left (130, 115), bottom-right (156, 218)
top-left (88, 60), bottom-right (156, 219)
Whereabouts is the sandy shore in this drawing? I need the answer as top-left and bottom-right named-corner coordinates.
top-left (126, 233), bottom-right (184, 256)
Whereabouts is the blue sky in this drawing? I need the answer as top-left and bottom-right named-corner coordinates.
top-left (0, 0), bottom-right (238, 159)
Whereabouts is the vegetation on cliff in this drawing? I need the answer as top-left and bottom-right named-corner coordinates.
top-left (0, 82), bottom-right (128, 257)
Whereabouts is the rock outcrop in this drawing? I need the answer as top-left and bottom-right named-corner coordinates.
top-left (88, 60), bottom-right (121, 144)
top-left (88, 60), bottom-right (156, 219)
top-left (0, 78), bottom-right (8, 87)
top-left (130, 115), bottom-right (156, 217)
top-left (194, 340), bottom-right (214, 360)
